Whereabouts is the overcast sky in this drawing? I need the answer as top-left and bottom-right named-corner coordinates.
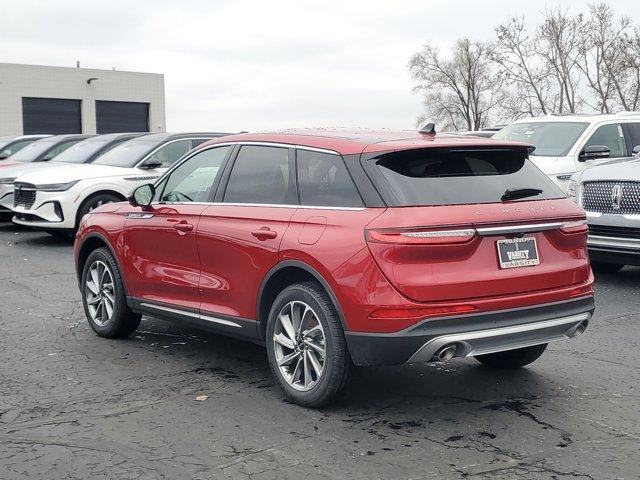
top-left (1, 0), bottom-right (637, 132)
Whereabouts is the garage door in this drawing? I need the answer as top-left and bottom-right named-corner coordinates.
top-left (96, 101), bottom-right (149, 133)
top-left (22, 97), bottom-right (82, 134)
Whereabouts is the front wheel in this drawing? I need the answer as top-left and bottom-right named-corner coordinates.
top-left (475, 344), bottom-right (547, 369)
top-left (81, 247), bottom-right (141, 338)
top-left (76, 193), bottom-right (121, 230)
top-left (265, 282), bottom-right (352, 407)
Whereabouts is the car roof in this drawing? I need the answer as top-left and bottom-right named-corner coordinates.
top-left (511, 112), bottom-right (640, 124)
top-left (200, 129), bottom-right (531, 155)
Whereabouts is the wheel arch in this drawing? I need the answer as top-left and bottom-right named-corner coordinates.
top-left (75, 190), bottom-right (127, 228)
top-left (257, 260), bottom-right (347, 340)
top-left (76, 232), bottom-right (129, 295)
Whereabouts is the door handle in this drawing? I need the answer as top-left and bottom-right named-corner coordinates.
top-left (174, 222), bottom-right (194, 233)
top-left (251, 227), bottom-right (277, 240)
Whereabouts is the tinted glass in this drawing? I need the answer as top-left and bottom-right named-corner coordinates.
top-left (584, 124), bottom-right (626, 158)
top-left (93, 138), bottom-right (165, 168)
top-left (145, 139), bottom-right (194, 168)
top-left (160, 146), bottom-right (230, 203)
top-left (51, 137), bottom-right (115, 164)
top-left (7, 137), bottom-right (61, 162)
top-left (494, 122), bottom-right (588, 156)
top-left (41, 139), bottom-right (83, 160)
top-left (626, 123), bottom-right (640, 152)
top-left (371, 148), bottom-right (564, 206)
top-left (224, 146), bottom-right (291, 204)
top-left (296, 150), bottom-right (363, 207)
top-left (0, 139), bottom-right (35, 158)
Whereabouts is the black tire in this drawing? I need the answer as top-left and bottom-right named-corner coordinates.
top-left (80, 247), bottom-right (141, 338)
top-left (475, 344), bottom-right (548, 369)
top-left (591, 261), bottom-right (624, 274)
top-left (76, 193), bottom-right (121, 230)
top-left (265, 281), bottom-right (352, 407)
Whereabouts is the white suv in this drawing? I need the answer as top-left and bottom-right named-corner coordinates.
top-left (493, 113), bottom-right (640, 191)
top-left (11, 132), bottom-right (229, 234)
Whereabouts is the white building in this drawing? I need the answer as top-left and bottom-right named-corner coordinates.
top-left (0, 63), bottom-right (165, 136)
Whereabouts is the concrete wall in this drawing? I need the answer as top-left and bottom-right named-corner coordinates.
top-left (0, 63), bottom-right (165, 136)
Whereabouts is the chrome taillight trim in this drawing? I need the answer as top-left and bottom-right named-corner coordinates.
top-left (401, 229), bottom-right (476, 238)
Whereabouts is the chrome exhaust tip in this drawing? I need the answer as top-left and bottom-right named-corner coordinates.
top-left (573, 321), bottom-right (588, 337)
top-left (433, 344), bottom-right (457, 362)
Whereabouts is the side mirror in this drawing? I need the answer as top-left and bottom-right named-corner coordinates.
top-left (140, 159), bottom-right (163, 170)
top-left (129, 184), bottom-right (155, 207)
top-left (633, 145), bottom-right (640, 156)
top-left (579, 145), bottom-right (610, 161)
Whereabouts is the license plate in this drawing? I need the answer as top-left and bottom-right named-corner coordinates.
top-left (496, 237), bottom-right (540, 269)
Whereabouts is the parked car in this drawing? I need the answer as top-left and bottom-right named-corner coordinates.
top-left (73, 129), bottom-right (595, 407)
top-left (11, 133), bottom-right (230, 234)
top-left (568, 157), bottom-right (640, 272)
top-left (0, 134), bottom-right (91, 168)
top-left (0, 135), bottom-right (51, 160)
top-left (493, 112), bottom-right (640, 191)
top-left (0, 133), bottom-right (146, 216)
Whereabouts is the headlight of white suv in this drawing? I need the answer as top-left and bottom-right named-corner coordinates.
top-left (567, 179), bottom-right (577, 199)
top-left (34, 180), bottom-right (80, 192)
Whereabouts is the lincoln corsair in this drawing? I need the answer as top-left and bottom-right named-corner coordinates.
top-left (74, 130), bottom-right (595, 406)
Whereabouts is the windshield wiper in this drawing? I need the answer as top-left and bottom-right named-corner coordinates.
top-left (501, 187), bottom-right (543, 202)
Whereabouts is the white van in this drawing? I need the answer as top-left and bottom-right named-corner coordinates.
top-left (493, 113), bottom-right (640, 191)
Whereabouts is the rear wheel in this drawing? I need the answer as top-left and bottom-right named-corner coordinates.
top-left (265, 282), bottom-right (352, 407)
top-left (591, 261), bottom-right (624, 274)
top-left (475, 344), bottom-right (547, 369)
top-left (81, 247), bottom-right (141, 338)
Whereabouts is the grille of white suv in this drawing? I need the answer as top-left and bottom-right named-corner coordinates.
top-left (13, 182), bottom-right (36, 209)
top-left (581, 181), bottom-right (640, 214)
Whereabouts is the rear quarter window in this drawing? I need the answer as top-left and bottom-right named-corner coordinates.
top-left (368, 147), bottom-right (564, 206)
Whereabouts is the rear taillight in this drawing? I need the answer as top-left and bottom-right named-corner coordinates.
top-left (560, 220), bottom-right (588, 235)
top-left (366, 228), bottom-right (476, 245)
top-left (369, 304), bottom-right (477, 320)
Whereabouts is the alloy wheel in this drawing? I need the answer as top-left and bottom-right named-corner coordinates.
top-left (273, 300), bottom-right (326, 391)
top-left (85, 260), bottom-right (116, 326)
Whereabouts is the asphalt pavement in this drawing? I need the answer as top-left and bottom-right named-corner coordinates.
top-left (0, 221), bottom-right (638, 479)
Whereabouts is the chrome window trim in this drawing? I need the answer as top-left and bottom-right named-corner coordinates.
top-left (139, 302), bottom-right (242, 328)
top-left (149, 200), bottom-right (365, 211)
top-left (476, 222), bottom-right (563, 236)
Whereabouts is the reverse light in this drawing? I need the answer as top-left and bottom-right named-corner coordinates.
top-left (560, 219), bottom-right (588, 234)
top-left (366, 228), bottom-right (477, 245)
top-left (34, 180), bottom-right (80, 192)
top-left (369, 304), bottom-right (478, 320)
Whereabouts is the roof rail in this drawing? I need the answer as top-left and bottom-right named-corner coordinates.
top-left (616, 111), bottom-right (640, 117)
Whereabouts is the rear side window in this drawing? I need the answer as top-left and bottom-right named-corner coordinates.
top-left (224, 145), bottom-right (293, 204)
top-left (296, 150), bottom-right (363, 208)
top-left (370, 148), bottom-right (564, 206)
top-left (146, 139), bottom-right (194, 167)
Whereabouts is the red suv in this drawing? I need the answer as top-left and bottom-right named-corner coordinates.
top-left (74, 130), bottom-right (594, 406)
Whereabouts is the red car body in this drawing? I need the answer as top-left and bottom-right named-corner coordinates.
top-left (74, 130), bottom-right (594, 367)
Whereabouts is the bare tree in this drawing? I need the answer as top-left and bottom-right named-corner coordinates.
top-left (536, 7), bottom-right (585, 114)
top-left (409, 39), bottom-right (503, 131)
top-left (578, 3), bottom-right (631, 113)
top-left (493, 17), bottom-right (552, 117)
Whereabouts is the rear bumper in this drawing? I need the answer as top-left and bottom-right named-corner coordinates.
top-left (345, 296), bottom-right (595, 366)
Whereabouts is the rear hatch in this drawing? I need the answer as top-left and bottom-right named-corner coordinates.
top-left (363, 146), bottom-right (590, 303)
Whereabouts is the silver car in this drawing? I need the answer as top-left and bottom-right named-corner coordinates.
top-left (569, 157), bottom-right (640, 272)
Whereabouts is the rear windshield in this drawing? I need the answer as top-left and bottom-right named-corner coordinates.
top-left (369, 147), bottom-right (564, 207)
